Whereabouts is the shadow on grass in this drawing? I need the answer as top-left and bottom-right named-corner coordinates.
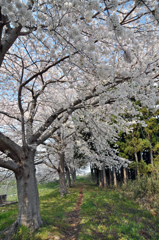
top-left (79, 184), bottom-right (159, 240)
top-left (0, 181), bottom-right (80, 240)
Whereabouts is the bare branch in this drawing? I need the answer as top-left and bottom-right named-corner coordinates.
top-left (34, 160), bottom-right (44, 165)
top-left (0, 111), bottom-right (21, 122)
top-left (20, 54), bottom-right (72, 89)
top-left (120, 5), bottom-right (136, 25)
top-left (0, 25), bottom-right (22, 67)
top-left (0, 158), bottom-right (19, 173)
top-left (0, 132), bottom-right (22, 162)
top-left (18, 59), bottom-right (27, 146)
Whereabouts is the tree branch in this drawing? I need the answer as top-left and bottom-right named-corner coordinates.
top-left (0, 25), bottom-right (22, 67)
top-left (18, 59), bottom-right (27, 146)
top-left (0, 111), bottom-right (21, 121)
top-left (0, 132), bottom-right (22, 162)
top-left (20, 54), bottom-right (71, 89)
top-left (0, 158), bottom-right (19, 173)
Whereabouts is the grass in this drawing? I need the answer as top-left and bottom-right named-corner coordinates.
top-left (0, 183), bottom-right (18, 202)
top-left (79, 176), bottom-right (159, 240)
top-left (0, 180), bottom-right (80, 240)
top-left (0, 175), bottom-right (159, 239)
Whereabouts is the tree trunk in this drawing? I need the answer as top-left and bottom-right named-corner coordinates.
top-left (103, 163), bottom-right (107, 189)
top-left (95, 168), bottom-right (99, 185)
top-left (123, 167), bottom-right (127, 185)
top-left (15, 148), bottom-right (43, 231)
top-left (109, 168), bottom-right (112, 186)
top-left (150, 148), bottom-right (154, 168)
top-left (113, 168), bottom-right (117, 187)
top-left (140, 151), bottom-right (143, 160)
top-left (58, 152), bottom-right (67, 197)
top-left (70, 167), bottom-right (76, 183)
top-left (65, 165), bottom-right (71, 188)
top-left (99, 170), bottom-right (103, 187)
top-left (91, 167), bottom-right (94, 182)
top-left (135, 152), bottom-right (139, 176)
top-left (148, 135), bottom-right (154, 168)
top-left (73, 169), bottom-right (76, 181)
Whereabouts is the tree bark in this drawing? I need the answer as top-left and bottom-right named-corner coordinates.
top-left (15, 148), bottom-right (43, 231)
top-left (103, 163), bottom-right (107, 189)
top-left (65, 165), bottom-right (71, 188)
top-left (95, 168), bottom-right (99, 185)
top-left (113, 168), bottom-right (117, 187)
top-left (149, 148), bottom-right (154, 168)
top-left (140, 151), bottom-right (143, 161)
top-left (0, 134), bottom-right (43, 232)
top-left (109, 168), bottom-right (112, 186)
top-left (99, 170), bottom-right (103, 187)
top-left (70, 167), bottom-right (76, 183)
top-left (73, 169), bottom-right (76, 181)
top-left (123, 167), bottom-right (127, 185)
top-left (0, 26), bottom-right (22, 67)
top-left (91, 167), bottom-right (94, 182)
top-left (58, 152), bottom-right (67, 197)
top-left (147, 135), bottom-right (154, 168)
top-left (135, 152), bottom-right (139, 176)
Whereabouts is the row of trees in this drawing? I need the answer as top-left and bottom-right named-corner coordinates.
top-left (0, 0), bottom-right (159, 234)
top-left (117, 107), bottom-right (159, 175)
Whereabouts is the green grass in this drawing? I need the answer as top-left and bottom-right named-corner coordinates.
top-left (0, 176), bottom-right (159, 239)
top-left (0, 183), bottom-right (18, 201)
top-left (0, 180), bottom-right (80, 240)
top-left (79, 178), bottom-right (159, 240)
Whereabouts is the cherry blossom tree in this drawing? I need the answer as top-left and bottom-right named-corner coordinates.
top-left (37, 128), bottom-right (75, 197)
top-left (0, 0), bottom-right (159, 234)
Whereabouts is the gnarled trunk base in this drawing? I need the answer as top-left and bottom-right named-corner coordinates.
top-left (1, 149), bottom-right (43, 239)
top-left (0, 219), bottom-right (19, 240)
top-left (16, 158), bottom-right (43, 230)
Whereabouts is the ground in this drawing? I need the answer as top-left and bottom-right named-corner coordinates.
top-left (0, 177), bottom-right (159, 239)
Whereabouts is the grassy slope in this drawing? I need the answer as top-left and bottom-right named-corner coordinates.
top-left (0, 177), bottom-right (159, 239)
top-left (79, 177), bottom-right (159, 240)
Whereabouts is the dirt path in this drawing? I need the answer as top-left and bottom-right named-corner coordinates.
top-left (63, 186), bottom-right (83, 240)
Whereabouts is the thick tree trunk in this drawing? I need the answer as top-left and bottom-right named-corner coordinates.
top-left (113, 168), bottom-right (117, 187)
top-left (58, 152), bottom-right (67, 197)
top-left (65, 165), bottom-right (71, 188)
top-left (15, 148), bottom-right (43, 231)
top-left (103, 163), bottom-right (107, 189)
